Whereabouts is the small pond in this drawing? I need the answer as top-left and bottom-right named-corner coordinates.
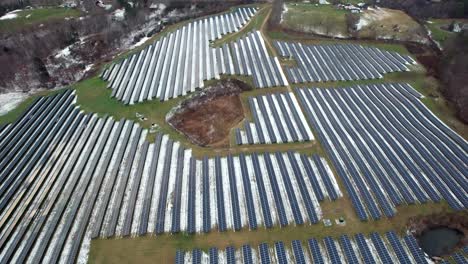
top-left (418, 227), bottom-right (464, 257)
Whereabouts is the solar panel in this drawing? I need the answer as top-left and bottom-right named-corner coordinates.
top-left (242, 244), bottom-right (254, 264)
top-left (226, 246), bottom-right (236, 264)
top-left (275, 241), bottom-right (287, 263)
top-left (308, 238), bottom-right (325, 264)
top-left (192, 249), bottom-right (202, 264)
top-left (370, 232), bottom-right (393, 264)
top-left (452, 252), bottom-right (467, 264)
top-left (324, 236), bottom-right (342, 264)
top-left (291, 240), bottom-right (306, 264)
top-left (403, 235), bottom-right (428, 264)
top-left (354, 233), bottom-right (376, 264)
top-left (209, 247), bottom-right (219, 264)
top-left (175, 250), bottom-right (185, 264)
top-left (385, 231), bottom-right (411, 264)
top-left (339, 235), bottom-right (359, 264)
top-left (259, 243), bottom-right (271, 264)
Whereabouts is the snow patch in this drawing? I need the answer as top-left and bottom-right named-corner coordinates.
top-left (280, 4), bottom-right (288, 24)
top-left (357, 7), bottom-right (393, 31)
top-left (112, 8), bottom-right (126, 21)
top-left (130, 36), bottom-right (150, 49)
top-left (0, 92), bottom-right (29, 116)
top-left (0, 10), bottom-right (21, 20)
top-left (355, 17), bottom-right (369, 31)
top-left (84, 64), bottom-right (94, 73)
top-left (55, 46), bottom-right (71, 58)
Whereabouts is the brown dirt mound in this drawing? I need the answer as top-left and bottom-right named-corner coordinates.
top-left (166, 79), bottom-right (251, 147)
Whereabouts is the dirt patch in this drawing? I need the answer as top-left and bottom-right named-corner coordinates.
top-left (166, 79), bottom-right (251, 147)
top-left (407, 211), bottom-right (468, 257)
top-left (356, 8), bottom-right (429, 44)
top-left (405, 42), bottom-right (441, 77)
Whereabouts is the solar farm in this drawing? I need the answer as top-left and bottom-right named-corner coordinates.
top-left (0, 3), bottom-right (467, 264)
top-left (175, 231), bottom-right (431, 264)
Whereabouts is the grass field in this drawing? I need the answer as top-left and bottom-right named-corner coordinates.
top-left (426, 19), bottom-right (468, 45)
top-left (0, 7), bottom-right (81, 32)
top-left (282, 3), bottom-right (349, 38)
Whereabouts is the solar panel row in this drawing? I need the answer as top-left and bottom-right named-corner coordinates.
top-left (274, 41), bottom-right (416, 83)
top-left (236, 92), bottom-right (314, 145)
top-left (296, 83), bottom-right (468, 220)
top-left (230, 31), bottom-right (288, 88)
top-left (0, 91), bottom-right (342, 263)
top-left (102, 7), bottom-right (258, 104)
top-left (175, 232), bottom-right (435, 264)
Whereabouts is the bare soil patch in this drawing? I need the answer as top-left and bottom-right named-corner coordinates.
top-left (166, 79), bottom-right (251, 148)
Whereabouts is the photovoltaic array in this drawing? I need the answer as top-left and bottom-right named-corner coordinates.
top-left (296, 83), bottom-right (467, 220)
top-left (0, 91), bottom-right (340, 263)
top-left (175, 231), bottom-right (432, 264)
top-left (235, 92), bottom-right (314, 145)
top-left (274, 41), bottom-right (416, 83)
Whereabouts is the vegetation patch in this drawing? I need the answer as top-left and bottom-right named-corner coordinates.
top-left (282, 4), bottom-right (349, 38)
top-left (0, 7), bottom-right (81, 32)
top-left (280, 3), bottom-right (427, 44)
top-left (426, 19), bottom-right (468, 45)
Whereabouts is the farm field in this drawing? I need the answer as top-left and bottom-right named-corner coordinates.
top-left (0, 2), bottom-right (466, 264)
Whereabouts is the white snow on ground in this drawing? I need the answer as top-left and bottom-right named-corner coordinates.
top-left (280, 4), bottom-right (288, 24)
top-left (208, 158), bottom-right (217, 229)
top-left (41, 116), bottom-right (101, 263)
top-left (258, 155), bottom-right (278, 225)
top-left (246, 155), bottom-right (263, 226)
top-left (201, 252), bottom-right (210, 263)
top-left (294, 153), bottom-right (322, 219)
top-left (0, 92), bottom-right (30, 116)
top-left (221, 157), bottom-right (233, 230)
top-left (88, 120), bottom-right (126, 237)
top-left (130, 36), bottom-right (151, 49)
top-left (76, 121), bottom-right (121, 264)
top-left (356, 7), bottom-right (392, 31)
top-left (179, 149), bottom-right (191, 231)
top-left (282, 153), bottom-right (308, 222)
top-left (131, 142), bottom-right (154, 235)
top-left (0, 13), bottom-right (18, 20)
top-left (195, 160), bottom-right (203, 232)
top-left (262, 97), bottom-right (283, 143)
top-left (334, 240), bottom-right (347, 263)
top-left (270, 154), bottom-right (294, 224)
top-left (101, 125), bottom-right (138, 236)
top-left (164, 142), bottom-right (180, 233)
top-left (147, 135), bottom-right (168, 233)
top-left (233, 156), bottom-right (248, 228)
top-left (116, 130), bottom-right (147, 236)
top-left (355, 17), bottom-right (370, 31)
top-left (7, 115), bottom-right (83, 262)
top-left (55, 46), bottom-right (72, 59)
top-left (84, 64), bottom-right (94, 73)
top-left (285, 247), bottom-right (294, 263)
top-left (0, 9), bottom-right (21, 20)
top-left (320, 157), bottom-right (342, 198)
top-left (271, 95), bottom-right (293, 141)
top-left (150, 3), bottom-right (166, 11)
top-left (112, 8), bottom-right (126, 21)
top-left (60, 120), bottom-right (113, 263)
